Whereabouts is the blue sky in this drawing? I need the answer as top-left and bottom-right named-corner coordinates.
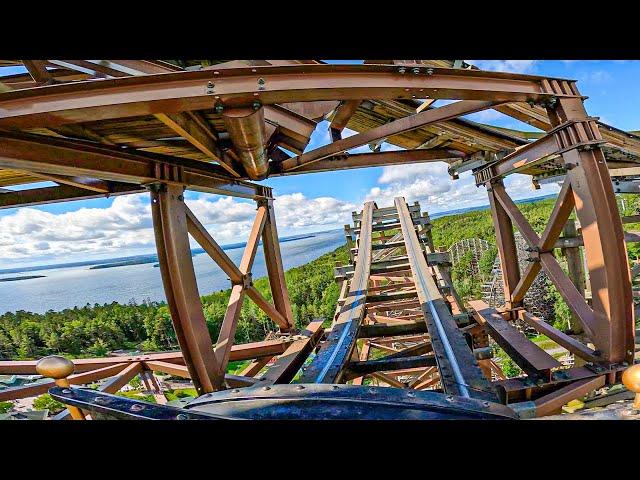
top-left (0, 60), bottom-right (637, 268)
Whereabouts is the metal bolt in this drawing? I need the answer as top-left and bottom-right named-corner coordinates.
top-left (215, 104), bottom-right (224, 114)
top-left (257, 78), bottom-right (266, 90)
top-left (426, 68), bottom-right (434, 75)
top-left (62, 388), bottom-right (71, 394)
top-left (262, 386), bottom-right (271, 391)
top-left (176, 413), bottom-right (189, 420)
top-left (296, 385), bottom-right (305, 390)
top-left (232, 389), bottom-right (240, 393)
top-left (482, 401), bottom-right (490, 407)
top-left (252, 101), bottom-right (261, 111)
top-left (130, 404), bottom-right (145, 412)
top-left (412, 67), bottom-right (420, 74)
top-left (445, 395), bottom-right (454, 402)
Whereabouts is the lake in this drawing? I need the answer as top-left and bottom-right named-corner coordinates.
top-left (0, 229), bottom-right (345, 314)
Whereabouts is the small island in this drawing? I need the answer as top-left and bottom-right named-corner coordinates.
top-left (0, 275), bottom-right (46, 282)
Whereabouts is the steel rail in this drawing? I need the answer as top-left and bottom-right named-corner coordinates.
top-left (394, 197), bottom-right (470, 398)
top-left (299, 201), bottom-right (374, 383)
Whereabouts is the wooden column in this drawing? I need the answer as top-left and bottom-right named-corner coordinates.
top-left (561, 219), bottom-right (586, 335)
top-left (487, 180), bottom-right (521, 309)
top-left (150, 184), bottom-right (222, 394)
top-left (261, 198), bottom-right (295, 331)
top-left (548, 87), bottom-right (634, 363)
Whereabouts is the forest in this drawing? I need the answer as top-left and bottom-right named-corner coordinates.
top-left (1, 192), bottom-right (639, 361)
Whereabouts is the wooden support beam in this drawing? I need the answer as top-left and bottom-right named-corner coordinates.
top-left (282, 100), bottom-right (501, 171)
top-left (143, 360), bottom-right (190, 378)
top-left (370, 372), bottom-right (406, 389)
top-left (239, 204), bottom-right (267, 275)
top-left (22, 60), bottom-right (52, 84)
top-left (154, 111), bottom-right (240, 178)
top-left (344, 355), bottom-right (437, 380)
top-left (487, 182), bottom-right (520, 308)
top-left (0, 184), bottom-right (143, 209)
top-left (99, 362), bottom-right (144, 393)
top-left (261, 198), bottom-right (295, 330)
top-left (260, 321), bottom-right (324, 384)
top-left (11, 169), bottom-right (111, 193)
top-left (358, 322), bottom-right (429, 338)
top-left (0, 363), bottom-right (128, 402)
top-left (0, 340), bottom-right (293, 376)
top-left (470, 300), bottom-right (560, 382)
top-left (517, 311), bottom-right (600, 362)
top-left (533, 375), bottom-right (606, 417)
top-left (351, 340), bottom-right (372, 386)
top-left (213, 283), bottom-right (245, 385)
top-left (273, 149), bottom-right (465, 176)
top-left (245, 286), bottom-right (288, 329)
top-left (151, 185), bottom-right (223, 394)
top-left (237, 357), bottom-right (271, 377)
top-left (185, 206), bottom-right (243, 283)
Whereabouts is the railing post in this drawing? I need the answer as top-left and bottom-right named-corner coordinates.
top-left (36, 356), bottom-right (85, 420)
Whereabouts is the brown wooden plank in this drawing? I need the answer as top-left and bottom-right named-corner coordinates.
top-left (470, 300), bottom-right (560, 381)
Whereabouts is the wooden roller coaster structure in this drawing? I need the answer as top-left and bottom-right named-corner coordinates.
top-left (0, 59), bottom-right (639, 419)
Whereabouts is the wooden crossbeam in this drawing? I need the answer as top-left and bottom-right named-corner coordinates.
top-left (517, 311), bottom-right (600, 362)
top-left (0, 363), bottom-right (128, 402)
top-left (344, 355), bottom-right (437, 380)
top-left (185, 206), bottom-right (243, 283)
top-left (532, 375), bottom-right (606, 417)
top-left (98, 362), bottom-right (144, 393)
top-left (22, 60), bottom-right (52, 84)
top-left (358, 322), bottom-right (429, 338)
top-left (282, 100), bottom-right (501, 171)
top-left (260, 321), bottom-right (324, 384)
top-left (154, 112), bottom-right (240, 178)
top-left (470, 300), bottom-right (560, 382)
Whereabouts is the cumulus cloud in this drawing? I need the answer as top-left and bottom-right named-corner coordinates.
top-left (0, 190), bottom-right (356, 267)
top-left (469, 60), bottom-right (538, 74)
top-left (274, 193), bottom-right (356, 228)
top-left (366, 162), bottom-right (560, 212)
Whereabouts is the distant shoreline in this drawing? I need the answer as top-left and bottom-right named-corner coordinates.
top-left (2, 232), bottom-right (324, 275)
top-left (0, 275), bottom-right (46, 282)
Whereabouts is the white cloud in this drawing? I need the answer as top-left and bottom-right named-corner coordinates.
top-left (584, 70), bottom-right (612, 84)
top-left (274, 193), bottom-right (356, 228)
top-left (366, 162), bottom-right (560, 212)
top-left (469, 60), bottom-right (538, 74)
top-left (0, 190), bottom-right (356, 268)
